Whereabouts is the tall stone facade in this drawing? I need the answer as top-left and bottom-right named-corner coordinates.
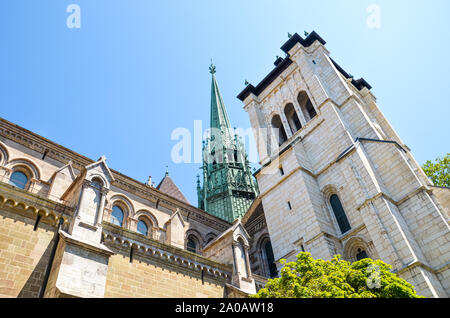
top-left (238, 31), bottom-right (450, 298)
top-left (0, 117), bottom-right (262, 298)
top-left (197, 65), bottom-right (258, 223)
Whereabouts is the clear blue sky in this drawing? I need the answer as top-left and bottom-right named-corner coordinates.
top-left (1, 1), bottom-right (449, 204)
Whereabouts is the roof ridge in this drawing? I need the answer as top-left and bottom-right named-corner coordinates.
top-left (156, 174), bottom-right (190, 204)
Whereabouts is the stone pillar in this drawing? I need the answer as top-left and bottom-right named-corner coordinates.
top-left (231, 239), bottom-right (256, 294)
top-left (244, 245), bottom-right (252, 279)
top-left (74, 180), bottom-right (90, 219)
top-left (45, 169), bottom-right (115, 297)
top-left (128, 218), bottom-right (138, 232)
top-left (96, 187), bottom-right (109, 226)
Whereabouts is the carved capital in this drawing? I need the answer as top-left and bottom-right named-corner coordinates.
top-left (100, 187), bottom-right (109, 195)
top-left (82, 179), bottom-right (92, 188)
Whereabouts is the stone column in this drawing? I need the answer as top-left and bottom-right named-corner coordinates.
top-left (96, 187), bottom-right (109, 226)
top-left (75, 180), bottom-right (91, 218)
top-left (128, 218), bottom-right (138, 232)
top-left (244, 244), bottom-right (252, 279)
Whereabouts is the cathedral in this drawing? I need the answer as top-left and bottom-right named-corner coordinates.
top-left (0, 31), bottom-right (448, 298)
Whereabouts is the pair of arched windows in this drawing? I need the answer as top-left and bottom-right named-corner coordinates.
top-left (271, 91), bottom-right (317, 146)
top-left (186, 233), bottom-right (215, 254)
top-left (110, 205), bottom-right (150, 237)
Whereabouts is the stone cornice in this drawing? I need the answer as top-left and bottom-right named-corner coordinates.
top-left (275, 249), bottom-right (297, 264)
top-left (395, 260), bottom-right (449, 277)
top-left (258, 134), bottom-right (412, 202)
top-left (59, 230), bottom-right (115, 257)
top-left (0, 117), bottom-right (231, 233)
top-left (101, 221), bottom-right (232, 281)
top-left (245, 214), bottom-right (266, 237)
top-left (356, 186), bottom-right (432, 212)
top-left (0, 181), bottom-right (74, 227)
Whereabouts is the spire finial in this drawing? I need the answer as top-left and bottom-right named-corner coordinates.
top-left (165, 165), bottom-right (169, 176)
top-left (209, 59), bottom-right (216, 74)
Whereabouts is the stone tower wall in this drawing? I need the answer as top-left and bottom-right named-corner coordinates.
top-left (240, 34), bottom-right (450, 298)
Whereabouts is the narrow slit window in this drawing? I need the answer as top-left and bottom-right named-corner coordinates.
top-left (329, 194), bottom-right (351, 234)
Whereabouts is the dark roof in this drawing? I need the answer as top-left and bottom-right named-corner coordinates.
top-left (280, 31), bottom-right (326, 54)
top-left (156, 175), bottom-right (190, 204)
top-left (329, 58), bottom-right (372, 90)
top-left (237, 31), bottom-right (371, 101)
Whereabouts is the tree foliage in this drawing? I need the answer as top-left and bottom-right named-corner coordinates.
top-left (422, 153), bottom-right (450, 187)
top-left (252, 252), bottom-right (423, 298)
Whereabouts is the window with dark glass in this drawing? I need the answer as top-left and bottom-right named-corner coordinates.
top-left (356, 248), bottom-right (368, 261)
top-left (111, 205), bottom-right (124, 227)
top-left (271, 115), bottom-right (287, 146)
top-left (305, 99), bottom-right (317, 119)
top-left (187, 236), bottom-right (197, 253)
top-left (9, 171), bottom-right (28, 190)
top-left (284, 103), bottom-right (302, 134)
top-left (264, 240), bottom-right (277, 278)
top-left (137, 220), bottom-right (148, 236)
top-left (330, 194), bottom-right (351, 233)
top-left (297, 91), bottom-right (317, 121)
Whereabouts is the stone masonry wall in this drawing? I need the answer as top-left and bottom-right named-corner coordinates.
top-left (0, 208), bottom-right (55, 298)
top-left (243, 36), bottom-right (450, 297)
top-left (104, 246), bottom-right (226, 298)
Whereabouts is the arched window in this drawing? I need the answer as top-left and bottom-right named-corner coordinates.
top-left (205, 233), bottom-right (217, 245)
top-left (263, 240), bottom-right (278, 278)
top-left (297, 91), bottom-right (317, 122)
top-left (187, 235), bottom-right (198, 253)
top-left (9, 171), bottom-right (29, 190)
top-left (111, 205), bottom-right (124, 227)
top-left (330, 194), bottom-right (351, 234)
top-left (284, 103), bottom-right (302, 134)
top-left (137, 220), bottom-right (148, 236)
top-left (356, 248), bottom-right (368, 261)
top-left (271, 115), bottom-right (287, 146)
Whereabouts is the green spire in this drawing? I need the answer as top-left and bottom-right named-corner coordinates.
top-left (197, 64), bottom-right (259, 223)
top-left (209, 63), bottom-right (231, 132)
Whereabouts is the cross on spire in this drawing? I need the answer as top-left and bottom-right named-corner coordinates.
top-left (209, 60), bottom-right (216, 74)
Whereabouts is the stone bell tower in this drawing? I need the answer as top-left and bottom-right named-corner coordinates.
top-left (237, 31), bottom-right (450, 298)
top-left (197, 64), bottom-right (259, 223)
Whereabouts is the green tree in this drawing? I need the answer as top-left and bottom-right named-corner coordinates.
top-left (422, 153), bottom-right (450, 187)
top-left (252, 252), bottom-right (423, 298)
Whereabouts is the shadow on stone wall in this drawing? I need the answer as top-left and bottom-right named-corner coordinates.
top-left (17, 240), bottom-right (54, 298)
